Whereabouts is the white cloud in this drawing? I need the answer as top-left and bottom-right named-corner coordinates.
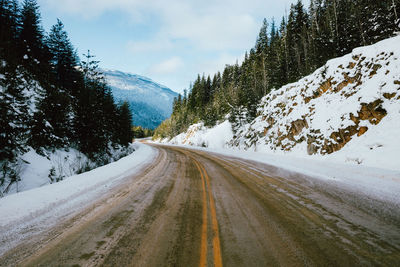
top-left (148, 57), bottom-right (184, 75)
top-left (126, 39), bottom-right (174, 54)
top-left (41, 0), bottom-right (142, 19)
top-left (40, 0), bottom-right (307, 51)
top-left (162, 12), bottom-right (257, 51)
top-left (39, 0), bottom-right (309, 92)
top-left (196, 53), bottom-right (244, 77)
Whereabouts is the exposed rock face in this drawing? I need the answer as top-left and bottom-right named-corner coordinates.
top-left (319, 99), bottom-right (387, 155)
top-left (290, 119), bottom-right (309, 137)
top-left (358, 127), bottom-right (368, 137)
top-left (231, 36), bottom-right (400, 156)
top-left (357, 100), bottom-right (387, 125)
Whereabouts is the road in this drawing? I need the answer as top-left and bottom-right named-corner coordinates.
top-left (1, 144), bottom-right (399, 266)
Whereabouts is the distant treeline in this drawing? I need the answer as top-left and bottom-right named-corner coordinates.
top-left (1, 0), bottom-right (133, 184)
top-left (155, 0), bottom-right (399, 139)
top-left (132, 126), bottom-right (154, 139)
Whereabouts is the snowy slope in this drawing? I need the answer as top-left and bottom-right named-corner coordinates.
top-left (0, 143), bottom-right (155, 228)
top-left (3, 145), bottom-right (137, 196)
top-left (104, 70), bottom-right (178, 129)
top-left (169, 120), bottom-right (234, 149)
top-left (233, 36), bottom-right (400, 170)
top-left (160, 36), bottom-right (400, 171)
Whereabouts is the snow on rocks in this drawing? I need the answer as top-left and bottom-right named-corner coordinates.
top-left (233, 35), bottom-right (400, 171)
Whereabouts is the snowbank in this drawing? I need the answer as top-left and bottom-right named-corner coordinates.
top-left (169, 120), bottom-right (233, 149)
top-left (6, 148), bottom-right (89, 194)
top-left (0, 142), bottom-right (157, 228)
top-left (2, 145), bottom-right (139, 196)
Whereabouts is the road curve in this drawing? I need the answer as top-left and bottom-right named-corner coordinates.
top-left (1, 144), bottom-right (399, 266)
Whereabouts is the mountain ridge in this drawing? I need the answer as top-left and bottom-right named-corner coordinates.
top-left (103, 70), bottom-right (178, 129)
top-left (104, 69), bottom-right (176, 95)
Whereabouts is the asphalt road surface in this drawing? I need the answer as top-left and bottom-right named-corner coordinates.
top-left (1, 144), bottom-right (399, 266)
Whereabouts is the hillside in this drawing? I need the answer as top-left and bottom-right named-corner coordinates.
top-left (0, 2), bottom-right (134, 196)
top-left (104, 70), bottom-right (178, 129)
top-left (163, 36), bottom-right (400, 171)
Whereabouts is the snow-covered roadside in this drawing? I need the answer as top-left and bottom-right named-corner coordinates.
top-left (4, 147), bottom-right (91, 195)
top-left (0, 142), bottom-right (157, 229)
top-left (2, 145), bottom-right (138, 197)
top-left (168, 120), bottom-right (234, 149)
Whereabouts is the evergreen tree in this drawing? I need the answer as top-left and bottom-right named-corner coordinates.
top-left (278, 17), bottom-right (289, 86)
top-left (116, 101), bottom-right (133, 146)
top-left (0, 66), bottom-right (31, 189)
top-left (256, 18), bottom-right (269, 53)
top-left (360, 0), bottom-right (399, 44)
top-left (0, 0), bottom-right (20, 63)
top-left (29, 20), bottom-right (79, 151)
top-left (19, 0), bottom-right (51, 77)
top-left (47, 19), bottom-right (81, 96)
top-left (0, 68), bottom-right (30, 161)
top-left (254, 19), bottom-right (269, 97)
top-left (75, 50), bottom-right (105, 156)
top-left (74, 50), bottom-right (123, 158)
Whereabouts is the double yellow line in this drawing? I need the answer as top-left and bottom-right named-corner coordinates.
top-left (177, 148), bottom-right (222, 266)
top-left (193, 160), bottom-right (223, 267)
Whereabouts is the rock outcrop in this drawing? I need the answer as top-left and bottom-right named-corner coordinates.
top-left (232, 36), bottom-right (400, 157)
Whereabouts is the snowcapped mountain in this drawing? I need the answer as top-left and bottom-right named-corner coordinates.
top-left (104, 70), bottom-right (178, 129)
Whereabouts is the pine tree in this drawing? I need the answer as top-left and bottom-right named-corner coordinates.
top-left (0, 0), bottom-right (20, 63)
top-left (19, 0), bottom-right (51, 77)
top-left (254, 19), bottom-right (269, 97)
top-left (278, 16), bottom-right (289, 86)
top-left (74, 51), bottom-right (121, 158)
top-left (267, 18), bottom-right (281, 89)
top-left (75, 51), bottom-right (104, 156)
top-left (47, 19), bottom-right (80, 96)
top-left (256, 18), bottom-right (269, 53)
top-left (116, 102), bottom-right (133, 146)
top-left (29, 82), bottom-right (71, 150)
top-left (361, 0), bottom-right (399, 44)
top-left (29, 20), bottom-right (79, 151)
top-left (0, 66), bottom-right (31, 189)
top-left (309, 0), bottom-right (336, 67)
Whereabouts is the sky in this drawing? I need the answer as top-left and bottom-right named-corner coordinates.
top-left (37, 0), bottom-right (309, 94)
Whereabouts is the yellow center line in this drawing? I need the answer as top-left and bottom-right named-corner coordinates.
top-left (195, 160), bottom-right (208, 267)
top-left (199, 163), bottom-right (223, 267)
top-left (178, 148), bottom-right (223, 267)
